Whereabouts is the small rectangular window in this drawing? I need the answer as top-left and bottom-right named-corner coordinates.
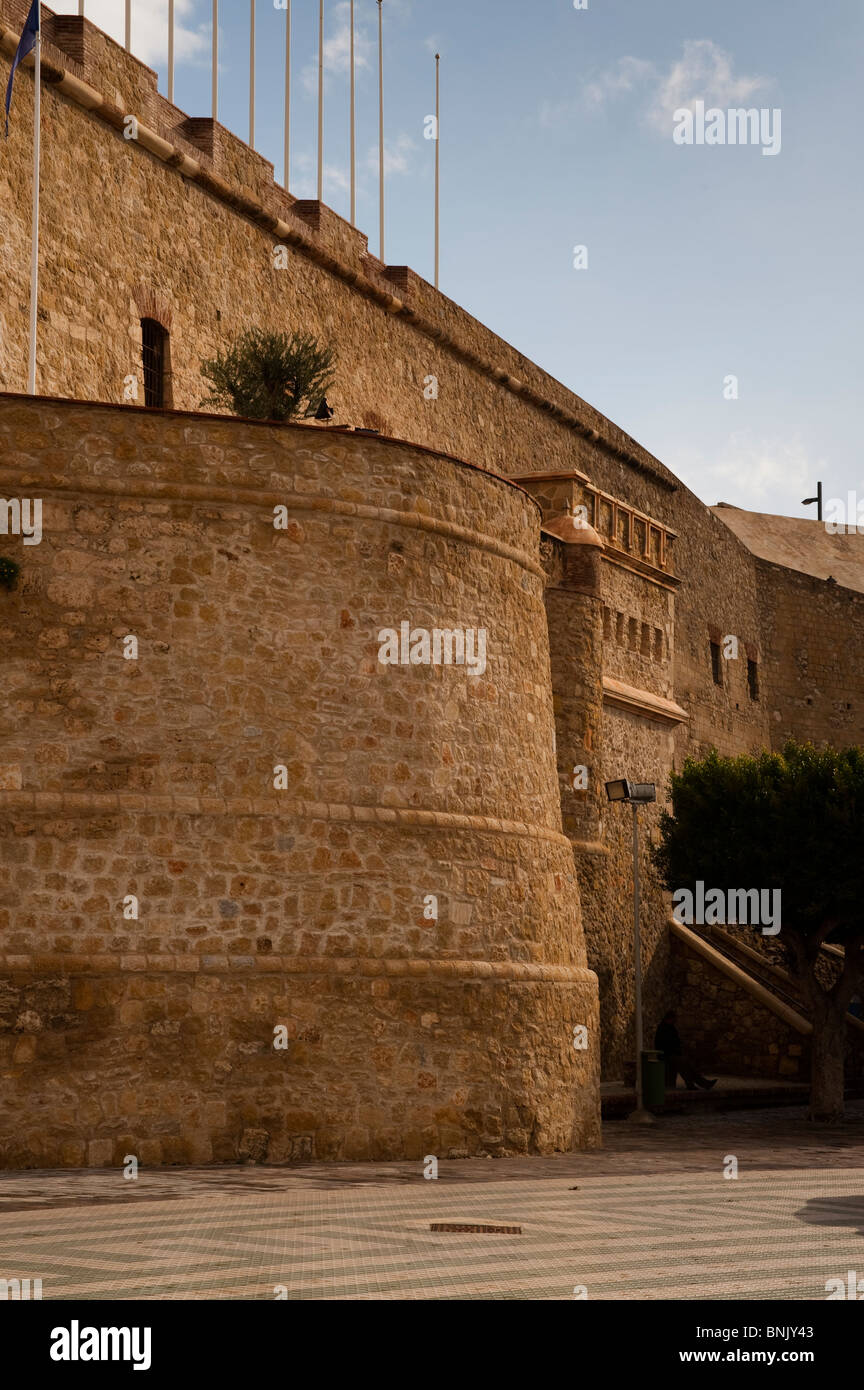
top-left (747, 659), bottom-right (760, 701)
top-left (710, 641), bottom-right (723, 686)
top-left (141, 318), bottom-right (166, 408)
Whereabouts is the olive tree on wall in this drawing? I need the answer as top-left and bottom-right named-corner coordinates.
top-left (201, 329), bottom-right (336, 423)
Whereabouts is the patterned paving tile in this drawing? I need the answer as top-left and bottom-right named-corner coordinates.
top-left (2, 1167), bottom-right (864, 1300)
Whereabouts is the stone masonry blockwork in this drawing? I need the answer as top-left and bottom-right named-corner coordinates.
top-left (2, 1), bottom-right (864, 1132)
top-left (0, 398), bottom-right (600, 1165)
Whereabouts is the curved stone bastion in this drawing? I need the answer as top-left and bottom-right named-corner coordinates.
top-left (0, 395), bottom-right (600, 1166)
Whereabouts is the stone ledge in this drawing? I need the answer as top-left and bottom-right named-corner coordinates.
top-left (602, 677), bottom-right (689, 726)
top-left (601, 545), bottom-right (682, 591)
top-left (0, 791), bottom-right (571, 846)
top-left (0, 953), bottom-right (597, 984)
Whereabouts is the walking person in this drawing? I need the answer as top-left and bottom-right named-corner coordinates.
top-left (654, 1009), bottom-right (717, 1091)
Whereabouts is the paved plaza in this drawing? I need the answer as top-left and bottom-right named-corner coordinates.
top-left (1, 1104), bottom-right (863, 1300)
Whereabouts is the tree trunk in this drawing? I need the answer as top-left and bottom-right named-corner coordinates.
top-left (809, 996), bottom-right (846, 1122)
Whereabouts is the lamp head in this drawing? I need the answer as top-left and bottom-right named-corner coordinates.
top-left (604, 779), bottom-right (656, 804)
top-left (605, 779), bottom-right (631, 802)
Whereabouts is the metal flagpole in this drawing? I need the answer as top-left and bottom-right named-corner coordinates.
top-left (212, 0), bottom-right (218, 120)
top-left (78, 1), bottom-right (84, 14)
top-left (349, 0), bottom-right (355, 224)
top-left (434, 53), bottom-right (440, 289)
top-left (168, 0), bottom-right (174, 103)
top-left (283, 0), bottom-right (290, 188)
top-left (377, 0), bottom-right (384, 261)
top-left (125, 0), bottom-right (131, 51)
top-left (317, 0), bottom-right (323, 201)
top-left (249, 0), bottom-right (255, 146)
top-left (27, 7), bottom-right (41, 395)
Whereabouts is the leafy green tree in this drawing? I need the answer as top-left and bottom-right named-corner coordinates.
top-left (653, 742), bottom-right (864, 1121)
top-left (200, 329), bottom-right (336, 422)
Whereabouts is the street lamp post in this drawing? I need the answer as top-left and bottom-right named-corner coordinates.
top-left (801, 481), bottom-right (823, 522)
top-left (605, 778), bottom-right (657, 1124)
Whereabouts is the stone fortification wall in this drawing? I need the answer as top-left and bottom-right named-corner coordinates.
top-left (755, 560), bottom-right (864, 750)
top-left (0, 395), bottom-right (600, 1165)
top-left (3, 0), bottom-right (863, 1096)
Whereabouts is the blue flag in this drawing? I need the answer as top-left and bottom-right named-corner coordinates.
top-left (5, 0), bottom-right (40, 138)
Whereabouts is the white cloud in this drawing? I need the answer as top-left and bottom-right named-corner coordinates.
top-left (583, 57), bottom-right (655, 111)
top-left (646, 39), bottom-right (770, 134)
top-left (366, 132), bottom-right (416, 177)
top-left (50, 0), bottom-right (209, 68)
top-left (301, 0), bottom-right (373, 97)
top-left (681, 432), bottom-right (816, 510)
top-left (293, 151), bottom-right (351, 196)
top-left (563, 40), bottom-right (773, 136)
top-left (293, 132), bottom-right (418, 199)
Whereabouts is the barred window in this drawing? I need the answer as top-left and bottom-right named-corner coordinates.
top-left (141, 318), bottom-right (166, 408)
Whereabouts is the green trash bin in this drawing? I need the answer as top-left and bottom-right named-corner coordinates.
top-left (641, 1049), bottom-right (666, 1107)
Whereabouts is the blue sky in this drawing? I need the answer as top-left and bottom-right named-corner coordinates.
top-left (52, 0), bottom-right (863, 518)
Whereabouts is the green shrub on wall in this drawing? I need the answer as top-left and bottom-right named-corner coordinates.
top-left (200, 329), bottom-right (337, 423)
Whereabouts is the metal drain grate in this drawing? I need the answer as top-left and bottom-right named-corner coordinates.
top-left (429, 1222), bottom-right (522, 1234)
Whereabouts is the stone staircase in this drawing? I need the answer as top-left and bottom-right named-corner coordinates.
top-left (669, 920), bottom-right (864, 1089)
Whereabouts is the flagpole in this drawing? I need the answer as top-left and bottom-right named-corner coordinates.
top-left (349, 0), bottom-right (355, 225)
top-left (283, 0), bottom-right (290, 188)
top-left (125, 0), bottom-right (131, 51)
top-left (27, 11), bottom-right (41, 395)
top-left (168, 0), bottom-right (174, 103)
top-left (377, 0), bottom-right (384, 261)
top-left (434, 53), bottom-right (440, 289)
top-left (249, 0), bottom-right (255, 146)
top-left (212, 0), bottom-right (218, 120)
top-left (317, 0), bottom-right (323, 202)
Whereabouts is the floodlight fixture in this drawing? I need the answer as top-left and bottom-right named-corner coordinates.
top-left (605, 779), bottom-right (631, 802)
top-left (605, 779), bottom-right (656, 804)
